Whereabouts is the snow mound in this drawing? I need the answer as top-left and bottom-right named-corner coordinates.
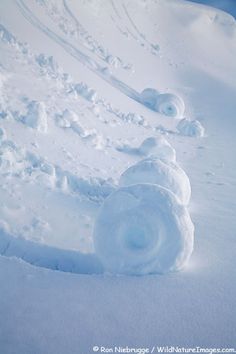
top-left (0, 24), bottom-right (16, 44)
top-left (117, 136), bottom-right (176, 162)
top-left (119, 157), bottom-right (191, 205)
top-left (177, 118), bottom-right (205, 137)
top-left (56, 109), bottom-right (98, 140)
top-left (36, 53), bottom-right (62, 78)
top-left (22, 101), bottom-right (48, 133)
top-left (75, 82), bottom-right (97, 102)
top-left (93, 184), bottom-right (194, 275)
top-left (140, 88), bottom-right (159, 110)
top-left (125, 112), bottom-right (145, 125)
top-left (155, 93), bottom-right (185, 118)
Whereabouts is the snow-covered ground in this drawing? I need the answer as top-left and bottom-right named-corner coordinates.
top-left (0, 0), bottom-right (236, 353)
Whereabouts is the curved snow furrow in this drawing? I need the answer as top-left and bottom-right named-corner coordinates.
top-left (110, 1), bottom-right (138, 41)
top-left (122, 2), bottom-right (159, 54)
top-left (110, 15), bottom-right (141, 49)
top-left (16, 0), bottom-right (141, 104)
top-left (0, 226), bottom-right (103, 274)
top-left (110, 1), bottom-right (139, 43)
top-left (110, 0), bottom-right (159, 56)
top-left (110, 0), bottom-right (122, 20)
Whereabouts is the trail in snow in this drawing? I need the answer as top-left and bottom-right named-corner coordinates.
top-left (110, 0), bottom-right (159, 55)
top-left (121, 2), bottom-right (159, 53)
top-left (0, 225), bottom-right (103, 274)
top-left (110, 1), bottom-right (142, 44)
top-left (0, 22), bottom-right (150, 135)
top-left (15, 0), bottom-right (186, 119)
top-left (62, 0), bottom-right (132, 71)
top-left (16, 0), bottom-right (142, 105)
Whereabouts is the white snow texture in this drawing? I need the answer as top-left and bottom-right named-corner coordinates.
top-left (94, 183), bottom-right (194, 275)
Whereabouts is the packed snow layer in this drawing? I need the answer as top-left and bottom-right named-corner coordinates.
top-left (93, 184), bottom-right (194, 275)
top-left (119, 157), bottom-right (191, 205)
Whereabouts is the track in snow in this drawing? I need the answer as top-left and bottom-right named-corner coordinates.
top-left (110, 0), bottom-right (159, 55)
top-left (16, 0), bottom-right (143, 106)
top-left (0, 226), bottom-right (103, 274)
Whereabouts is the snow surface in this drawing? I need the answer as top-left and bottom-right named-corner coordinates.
top-left (0, 0), bottom-right (236, 352)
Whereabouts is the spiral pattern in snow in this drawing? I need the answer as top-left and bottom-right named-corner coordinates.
top-left (93, 184), bottom-right (194, 275)
top-left (155, 93), bottom-right (185, 118)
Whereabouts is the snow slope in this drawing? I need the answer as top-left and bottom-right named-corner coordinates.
top-left (189, 0), bottom-right (236, 18)
top-left (0, 0), bottom-right (236, 352)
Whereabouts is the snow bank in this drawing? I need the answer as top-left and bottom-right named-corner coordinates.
top-left (119, 157), bottom-right (191, 205)
top-left (155, 93), bottom-right (185, 118)
top-left (93, 184), bottom-right (194, 275)
top-left (177, 118), bottom-right (205, 137)
top-left (23, 101), bottom-right (48, 133)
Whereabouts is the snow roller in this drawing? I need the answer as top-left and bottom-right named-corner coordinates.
top-left (140, 88), bottom-right (185, 118)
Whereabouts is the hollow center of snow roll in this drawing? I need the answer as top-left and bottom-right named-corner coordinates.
top-left (124, 226), bottom-right (150, 250)
top-left (166, 104), bottom-right (175, 116)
